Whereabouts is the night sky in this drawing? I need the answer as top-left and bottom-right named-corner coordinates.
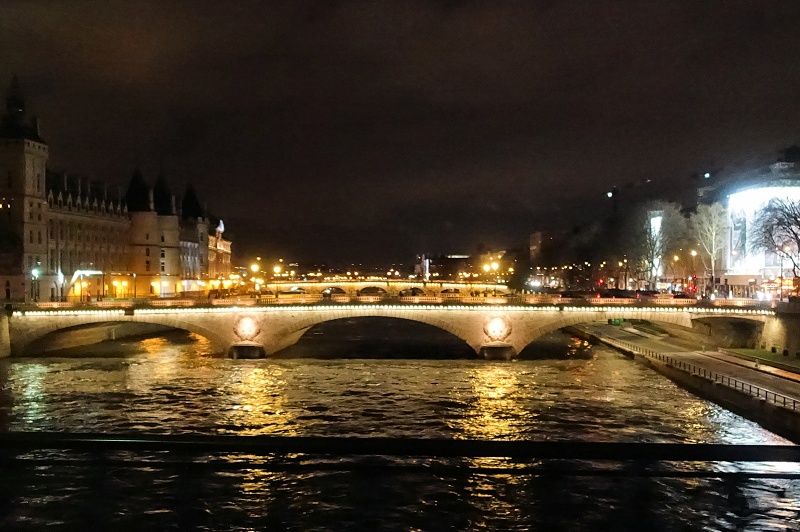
top-left (2, 1), bottom-right (800, 266)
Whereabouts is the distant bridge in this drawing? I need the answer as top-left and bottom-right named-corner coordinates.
top-left (2, 301), bottom-right (782, 359)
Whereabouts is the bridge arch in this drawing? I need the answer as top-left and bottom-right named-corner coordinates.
top-left (509, 309), bottom-right (768, 354)
top-left (8, 312), bottom-right (230, 356)
top-left (272, 315), bottom-right (477, 358)
top-left (264, 308), bottom-right (485, 355)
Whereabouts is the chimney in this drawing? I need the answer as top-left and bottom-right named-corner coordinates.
top-left (148, 189), bottom-right (154, 211)
top-left (171, 194), bottom-right (176, 215)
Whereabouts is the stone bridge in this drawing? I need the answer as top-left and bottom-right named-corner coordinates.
top-left (1, 304), bottom-right (778, 359)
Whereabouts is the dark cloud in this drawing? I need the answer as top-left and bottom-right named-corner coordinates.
top-left (2, 1), bottom-right (799, 265)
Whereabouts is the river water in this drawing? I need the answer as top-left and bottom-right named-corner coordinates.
top-left (0, 331), bottom-right (799, 530)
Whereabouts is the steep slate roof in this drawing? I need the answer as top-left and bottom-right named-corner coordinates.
top-left (181, 183), bottom-right (204, 220)
top-left (125, 167), bottom-right (152, 212)
top-left (0, 75), bottom-right (45, 143)
top-left (152, 173), bottom-right (174, 215)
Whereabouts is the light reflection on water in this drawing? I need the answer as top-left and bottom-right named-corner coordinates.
top-left (0, 333), bottom-right (799, 529)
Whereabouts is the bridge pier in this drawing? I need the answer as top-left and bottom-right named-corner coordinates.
top-left (479, 343), bottom-right (517, 361)
top-left (228, 342), bottom-right (266, 359)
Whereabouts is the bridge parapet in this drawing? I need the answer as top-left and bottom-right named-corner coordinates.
top-left (11, 296), bottom-right (784, 314)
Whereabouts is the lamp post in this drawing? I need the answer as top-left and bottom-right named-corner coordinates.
top-left (273, 265), bottom-right (281, 297)
top-left (784, 245), bottom-right (793, 301)
top-left (30, 267), bottom-right (40, 302)
top-left (250, 263), bottom-right (261, 299)
top-left (690, 250), bottom-right (697, 292)
top-left (672, 255), bottom-right (680, 292)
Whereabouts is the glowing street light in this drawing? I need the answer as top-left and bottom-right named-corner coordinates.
top-left (250, 263), bottom-right (260, 273)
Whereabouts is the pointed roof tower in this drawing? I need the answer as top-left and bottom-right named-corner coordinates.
top-left (152, 173), bottom-right (174, 215)
top-left (6, 75), bottom-right (24, 116)
top-left (181, 183), bottom-right (203, 220)
top-left (125, 167), bottom-right (152, 212)
top-left (0, 75), bottom-right (44, 142)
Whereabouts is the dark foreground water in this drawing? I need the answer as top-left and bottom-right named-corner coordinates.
top-left (0, 332), bottom-right (799, 530)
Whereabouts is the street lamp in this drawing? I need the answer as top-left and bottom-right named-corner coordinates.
top-left (777, 245), bottom-right (791, 302)
top-left (30, 267), bottom-right (40, 302)
top-left (273, 265), bottom-right (281, 297)
top-left (690, 250), bottom-right (697, 292)
top-left (672, 255), bottom-right (680, 291)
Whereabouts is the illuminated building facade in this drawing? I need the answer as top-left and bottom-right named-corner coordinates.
top-left (0, 77), bottom-right (232, 301)
top-left (724, 162), bottom-right (800, 297)
top-left (207, 218), bottom-right (232, 279)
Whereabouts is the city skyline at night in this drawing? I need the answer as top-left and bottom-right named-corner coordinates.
top-left (2, 1), bottom-right (800, 264)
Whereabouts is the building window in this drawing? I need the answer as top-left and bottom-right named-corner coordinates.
top-left (160, 248), bottom-right (165, 258)
top-left (29, 230), bottom-right (33, 244)
top-left (161, 234), bottom-right (165, 243)
top-left (160, 262), bottom-right (165, 273)
top-left (145, 260), bottom-right (150, 272)
top-left (37, 231), bottom-right (41, 244)
top-left (145, 233), bottom-right (149, 240)
top-left (145, 248), bottom-right (150, 257)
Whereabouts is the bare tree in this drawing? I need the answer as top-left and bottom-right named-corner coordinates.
top-left (751, 198), bottom-right (800, 286)
top-left (622, 201), bottom-right (686, 290)
top-left (689, 203), bottom-right (727, 294)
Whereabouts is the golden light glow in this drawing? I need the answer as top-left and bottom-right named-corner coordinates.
top-left (485, 316), bottom-right (510, 340)
top-left (250, 263), bottom-right (260, 273)
top-left (452, 366), bottom-right (523, 440)
top-left (236, 316), bottom-right (258, 339)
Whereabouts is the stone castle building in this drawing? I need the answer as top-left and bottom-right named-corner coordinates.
top-left (0, 77), bottom-right (233, 301)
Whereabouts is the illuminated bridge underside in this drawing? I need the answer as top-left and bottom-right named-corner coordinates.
top-left (3, 305), bottom-right (773, 358)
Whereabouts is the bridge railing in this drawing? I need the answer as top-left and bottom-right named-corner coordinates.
top-left (601, 337), bottom-right (800, 412)
top-left (19, 296), bottom-right (780, 312)
top-left (148, 299), bottom-right (197, 307)
top-left (210, 298), bottom-right (258, 306)
top-left (651, 298), bottom-right (696, 306)
top-left (275, 294), bottom-right (324, 304)
top-left (34, 301), bottom-right (77, 309)
top-left (354, 295), bottom-right (387, 303)
top-left (397, 296), bottom-right (443, 304)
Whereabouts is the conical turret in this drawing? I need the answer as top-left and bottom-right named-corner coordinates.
top-left (181, 183), bottom-right (203, 220)
top-left (0, 75), bottom-right (45, 142)
top-left (152, 173), bottom-right (174, 215)
top-left (125, 167), bottom-right (152, 212)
